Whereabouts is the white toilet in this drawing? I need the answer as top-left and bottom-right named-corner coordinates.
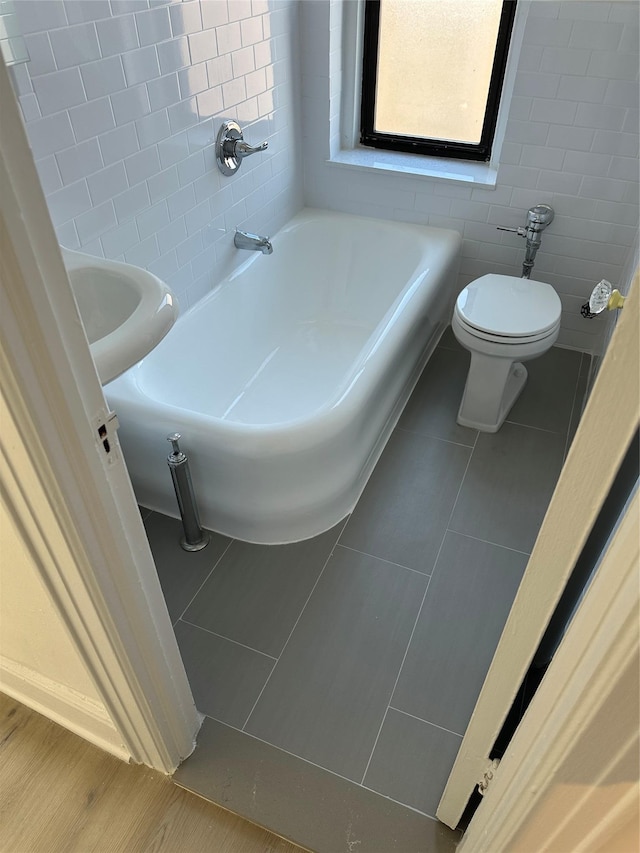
top-left (452, 274), bottom-right (562, 433)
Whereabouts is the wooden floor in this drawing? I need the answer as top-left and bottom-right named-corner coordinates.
top-left (0, 693), bottom-right (305, 853)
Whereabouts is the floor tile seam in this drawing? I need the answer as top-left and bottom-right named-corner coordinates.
top-left (340, 429), bottom-right (475, 579)
top-left (196, 713), bottom-right (442, 824)
top-left (359, 573), bottom-right (435, 785)
top-left (334, 543), bottom-right (433, 578)
top-left (437, 430), bottom-right (480, 543)
top-left (359, 704), bottom-right (392, 786)
top-left (177, 617), bottom-right (279, 661)
top-left (368, 440), bottom-right (478, 773)
top-left (394, 425), bottom-right (477, 450)
top-left (386, 705), bottom-right (464, 739)
top-left (177, 537), bottom-right (235, 623)
top-left (239, 524), bottom-right (347, 732)
top-left (503, 419), bottom-right (568, 437)
top-left (400, 434), bottom-right (479, 607)
top-left (358, 783), bottom-right (441, 823)
top-left (562, 350), bottom-right (586, 462)
top-left (440, 529), bottom-right (532, 558)
top-left (201, 713), bottom-right (383, 792)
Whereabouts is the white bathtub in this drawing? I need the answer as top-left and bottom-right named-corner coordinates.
top-left (106, 209), bottom-right (461, 543)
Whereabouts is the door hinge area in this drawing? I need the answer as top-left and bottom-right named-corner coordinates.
top-left (95, 410), bottom-right (120, 464)
top-left (478, 758), bottom-right (500, 796)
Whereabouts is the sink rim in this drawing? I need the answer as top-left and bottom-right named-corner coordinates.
top-left (62, 246), bottom-right (179, 385)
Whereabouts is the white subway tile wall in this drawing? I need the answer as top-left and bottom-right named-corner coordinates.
top-left (302, 0), bottom-right (639, 353)
top-left (11, 0), bottom-right (302, 307)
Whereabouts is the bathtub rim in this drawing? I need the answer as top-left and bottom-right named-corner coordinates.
top-left (113, 208), bottom-right (462, 441)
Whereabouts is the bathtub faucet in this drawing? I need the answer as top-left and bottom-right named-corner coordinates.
top-left (234, 228), bottom-right (273, 255)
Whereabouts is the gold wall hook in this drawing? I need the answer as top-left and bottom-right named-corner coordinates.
top-left (607, 289), bottom-right (625, 311)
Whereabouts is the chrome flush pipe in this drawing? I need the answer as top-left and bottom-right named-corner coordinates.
top-left (497, 204), bottom-right (555, 278)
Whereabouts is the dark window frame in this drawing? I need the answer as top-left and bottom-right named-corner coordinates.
top-left (360, 0), bottom-right (517, 162)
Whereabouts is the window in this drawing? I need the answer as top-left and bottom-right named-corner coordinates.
top-left (360, 0), bottom-right (517, 162)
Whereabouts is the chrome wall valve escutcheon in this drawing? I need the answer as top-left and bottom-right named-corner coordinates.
top-left (215, 120), bottom-right (268, 177)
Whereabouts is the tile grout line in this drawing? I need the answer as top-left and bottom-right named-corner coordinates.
top-left (444, 427), bottom-right (482, 555)
top-left (359, 783), bottom-right (442, 823)
top-left (359, 432), bottom-right (479, 785)
top-left (197, 712), bottom-right (443, 823)
top-left (502, 419), bottom-right (568, 436)
top-left (394, 424), bottom-right (477, 449)
top-left (203, 713), bottom-right (368, 789)
top-left (335, 543), bottom-right (432, 577)
top-left (359, 701), bottom-right (394, 786)
top-left (387, 705), bottom-right (464, 739)
top-left (506, 351), bottom-right (586, 441)
top-left (176, 537), bottom-right (235, 624)
top-left (443, 530), bottom-right (532, 558)
top-left (178, 617), bottom-right (279, 661)
top-left (359, 565), bottom-right (434, 786)
top-left (562, 350), bottom-right (585, 463)
top-left (447, 364), bottom-right (576, 549)
top-left (240, 518), bottom-right (349, 732)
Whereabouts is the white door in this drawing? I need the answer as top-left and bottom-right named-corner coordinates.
top-left (1, 56), bottom-right (200, 772)
top-left (437, 274), bottom-right (639, 828)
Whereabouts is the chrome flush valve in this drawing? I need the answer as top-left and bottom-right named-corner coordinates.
top-left (216, 120), bottom-right (268, 177)
top-left (497, 203), bottom-right (555, 278)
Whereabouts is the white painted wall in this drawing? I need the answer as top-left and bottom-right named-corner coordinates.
top-left (10, 0), bottom-right (303, 309)
top-left (0, 506), bottom-right (103, 702)
top-left (301, 0), bottom-right (639, 354)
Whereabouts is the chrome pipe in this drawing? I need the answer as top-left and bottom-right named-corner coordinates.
top-left (496, 203), bottom-right (554, 278)
top-left (166, 433), bottom-right (210, 552)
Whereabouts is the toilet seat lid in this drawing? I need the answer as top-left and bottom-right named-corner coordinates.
top-left (456, 274), bottom-right (561, 338)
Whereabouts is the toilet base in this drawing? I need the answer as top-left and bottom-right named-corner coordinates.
top-left (457, 355), bottom-right (528, 433)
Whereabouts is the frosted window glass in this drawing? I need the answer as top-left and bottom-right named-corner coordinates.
top-left (375, 0), bottom-right (503, 144)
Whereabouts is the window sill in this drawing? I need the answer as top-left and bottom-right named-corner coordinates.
top-left (328, 147), bottom-right (498, 188)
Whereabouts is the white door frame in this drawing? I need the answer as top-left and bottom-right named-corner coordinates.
top-left (458, 487), bottom-right (639, 852)
top-left (438, 271), bottom-right (639, 828)
top-left (0, 57), bottom-right (200, 773)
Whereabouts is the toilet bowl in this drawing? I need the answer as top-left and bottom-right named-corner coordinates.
top-left (452, 274), bottom-right (561, 433)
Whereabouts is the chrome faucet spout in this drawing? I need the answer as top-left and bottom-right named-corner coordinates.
top-left (234, 228), bottom-right (273, 255)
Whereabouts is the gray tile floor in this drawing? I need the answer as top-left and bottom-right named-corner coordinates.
top-left (144, 331), bottom-right (588, 852)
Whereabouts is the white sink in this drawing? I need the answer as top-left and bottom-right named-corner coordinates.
top-left (62, 247), bottom-right (178, 385)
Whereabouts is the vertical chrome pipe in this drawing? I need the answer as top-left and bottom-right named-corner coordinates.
top-left (521, 255), bottom-right (534, 278)
top-left (166, 433), bottom-right (210, 552)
